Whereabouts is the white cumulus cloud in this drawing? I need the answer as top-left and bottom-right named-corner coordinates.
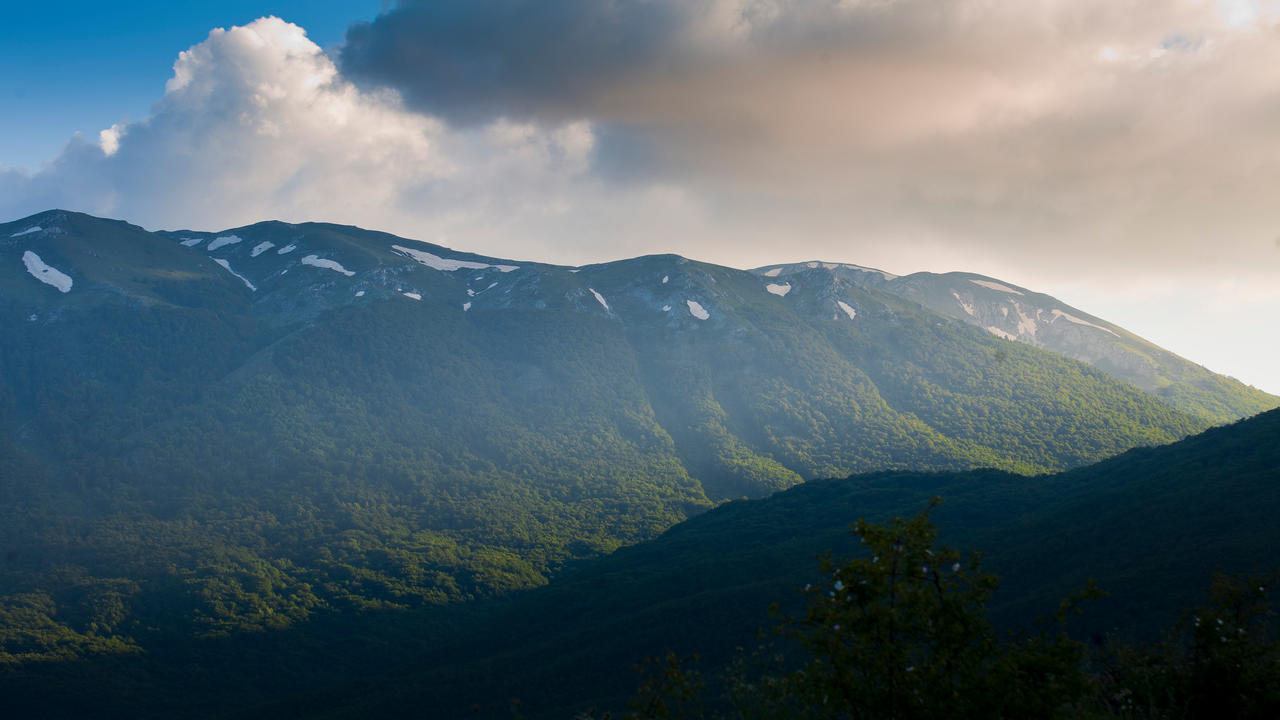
top-left (0, 16), bottom-right (684, 260)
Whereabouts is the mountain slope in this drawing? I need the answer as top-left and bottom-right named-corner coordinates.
top-left (0, 209), bottom-right (1208, 658)
top-left (752, 262), bottom-right (1279, 423)
top-left (314, 408), bottom-right (1280, 718)
top-left (4, 405), bottom-right (1271, 720)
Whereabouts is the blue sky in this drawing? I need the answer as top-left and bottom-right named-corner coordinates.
top-left (0, 2), bottom-right (380, 170)
top-left (2, 1), bottom-right (1278, 394)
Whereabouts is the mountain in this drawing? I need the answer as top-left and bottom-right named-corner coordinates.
top-left (306, 408), bottom-right (1280, 718)
top-left (4, 406), bottom-right (1275, 719)
top-left (0, 208), bottom-right (1225, 665)
top-left (750, 262), bottom-right (1278, 423)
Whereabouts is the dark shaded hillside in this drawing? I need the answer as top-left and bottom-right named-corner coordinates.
top-left (308, 408), bottom-right (1280, 718)
top-left (2, 408), bottom-right (1270, 719)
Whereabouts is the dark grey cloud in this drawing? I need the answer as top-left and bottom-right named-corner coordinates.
top-left (339, 0), bottom-right (690, 124)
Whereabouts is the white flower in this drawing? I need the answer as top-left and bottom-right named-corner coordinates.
top-left (952, 562), bottom-right (961, 572)
top-left (834, 580), bottom-right (844, 591)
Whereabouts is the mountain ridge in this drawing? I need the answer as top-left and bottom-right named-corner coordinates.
top-left (0, 207), bottom-right (1249, 666)
top-left (752, 261), bottom-right (1276, 422)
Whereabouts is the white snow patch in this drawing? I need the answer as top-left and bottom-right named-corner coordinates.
top-left (569, 269), bottom-right (580, 273)
top-left (251, 241), bottom-right (275, 257)
top-left (206, 235), bottom-right (243, 252)
top-left (686, 300), bottom-right (710, 320)
top-left (212, 258), bottom-right (256, 291)
top-left (969, 279), bottom-right (1024, 295)
top-left (355, 290), bottom-right (365, 297)
top-left (822, 262), bottom-right (839, 270)
top-left (403, 292), bottom-right (422, 300)
top-left (662, 275), bottom-right (669, 284)
top-left (806, 261), bottom-right (819, 268)
top-left (392, 244), bottom-right (517, 273)
top-left (466, 289), bottom-right (476, 297)
top-left (1050, 309), bottom-right (1119, 336)
top-left (301, 255), bottom-right (356, 276)
top-left (986, 326), bottom-right (1018, 341)
top-left (762, 267), bottom-right (783, 277)
top-left (1013, 303), bottom-right (1039, 338)
top-left (179, 237), bottom-right (203, 247)
top-left (766, 282), bottom-right (792, 297)
top-left (483, 281), bottom-right (498, 292)
top-left (662, 305), bottom-right (672, 312)
top-left (463, 301), bottom-right (472, 311)
top-left (589, 288), bottom-right (610, 311)
top-left (952, 291), bottom-right (976, 316)
top-left (1001, 306), bottom-right (1009, 317)
top-left (277, 243), bottom-right (297, 255)
top-left (22, 251), bottom-right (72, 292)
top-left (10, 226), bottom-right (41, 237)
top-left (837, 300), bottom-right (857, 320)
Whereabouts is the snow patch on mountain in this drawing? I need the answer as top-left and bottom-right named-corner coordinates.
top-left (589, 288), bottom-right (610, 311)
top-left (837, 301), bottom-right (857, 320)
top-left (662, 275), bottom-right (669, 284)
top-left (277, 243), bottom-right (297, 255)
top-left (970, 279), bottom-right (1024, 295)
top-left (179, 237), bottom-right (203, 247)
top-left (301, 255), bottom-right (355, 276)
top-left (10, 226), bottom-right (42, 237)
top-left (403, 292), bottom-right (421, 300)
top-left (762, 267), bottom-right (782, 277)
top-left (662, 305), bottom-right (672, 312)
top-left (986, 326), bottom-right (1018, 341)
top-left (212, 258), bottom-right (256, 291)
top-left (1051, 309), bottom-right (1119, 337)
top-left (686, 300), bottom-right (710, 320)
top-left (392, 244), bottom-right (518, 273)
top-left (22, 251), bottom-right (72, 292)
top-left (207, 235), bottom-right (243, 252)
top-left (355, 290), bottom-right (365, 297)
top-left (952, 292), bottom-right (976, 316)
top-left (1014, 304), bottom-right (1039, 338)
top-left (766, 282), bottom-right (792, 296)
top-left (463, 301), bottom-right (472, 311)
top-left (251, 241), bottom-right (275, 257)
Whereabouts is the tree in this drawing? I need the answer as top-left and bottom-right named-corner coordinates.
top-left (773, 498), bottom-right (1088, 719)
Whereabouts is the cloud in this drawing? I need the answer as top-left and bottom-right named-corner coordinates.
top-left (335, 0), bottom-right (1280, 285)
top-left (5, 4), bottom-right (1280, 289)
top-left (0, 17), bottom-right (680, 260)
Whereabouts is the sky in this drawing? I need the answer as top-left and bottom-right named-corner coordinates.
top-left (2, 0), bottom-right (1278, 394)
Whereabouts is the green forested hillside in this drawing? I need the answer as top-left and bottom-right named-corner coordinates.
top-left (1, 408), bottom-right (1273, 719)
top-left (0, 209), bottom-right (1226, 707)
top-left (302, 408), bottom-right (1280, 718)
top-left (753, 263), bottom-right (1279, 423)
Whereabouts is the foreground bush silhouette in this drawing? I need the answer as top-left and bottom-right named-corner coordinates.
top-left (1090, 571), bottom-right (1280, 719)
top-left (626, 500), bottom-right (1092, 719)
